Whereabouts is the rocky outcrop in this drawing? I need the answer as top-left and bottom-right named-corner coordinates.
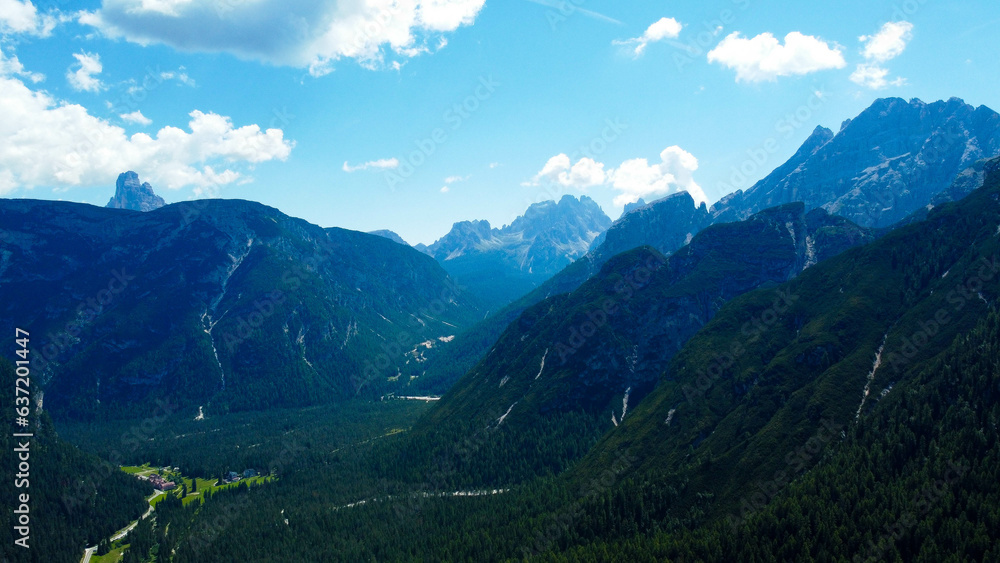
top-left (711, 97), bottom-right (1000, 228)
top-left (105, 171), bottom-right (166, 212)
top-left (422, 195), bottom-right (612, 307)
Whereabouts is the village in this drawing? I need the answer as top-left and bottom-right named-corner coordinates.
top-left (81, 465), bottom-right (272, 562)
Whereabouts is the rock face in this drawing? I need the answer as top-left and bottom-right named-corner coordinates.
top-left (712, 97), bottom-right (1000, 228)
top-left (590, 191), bottom-right (712, 266)
top-left (422, 195), bottom-right (612, 308)
top-left (105, 171), bottom-right (166, 212)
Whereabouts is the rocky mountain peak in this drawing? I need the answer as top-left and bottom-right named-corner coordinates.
top-left (105, 171), bottom-right (166, 212)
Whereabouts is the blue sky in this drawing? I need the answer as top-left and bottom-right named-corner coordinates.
top-left (2, 0), bottom-right (999, 244)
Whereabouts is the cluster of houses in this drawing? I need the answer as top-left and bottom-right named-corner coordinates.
top-left (145, 473), bottom-right (176, 491)
top-left (223, 469), bottom-right (258, 483)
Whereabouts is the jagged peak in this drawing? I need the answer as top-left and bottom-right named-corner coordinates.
top-left (106, 171), bottom-right (165, 212)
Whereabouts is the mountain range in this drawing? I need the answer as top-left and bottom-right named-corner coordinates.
top-left (712, 97), bottom-right (1000, 227)
top-left (410, 96), bottom-right (1000, 395)
top-left (0, 198), bottom-right (481, 420)
top-left (4, 96), bottom-right (1000, 561)
top-left (417, 194), bottom-right (612, 309)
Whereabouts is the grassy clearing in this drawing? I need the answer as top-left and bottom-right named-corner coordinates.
top-left (122, 466), bottom-right (273, 508)
top-left (90, 544), bottom-right (127, 563)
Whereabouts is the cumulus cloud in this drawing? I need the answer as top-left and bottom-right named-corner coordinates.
top-left (66, 52), bottom-right (104, 92)
top-left (121, 110), bottom-right (152, 125)
top-left (528, 154), bottom-right (606, 189)
top-left (0, 44), bottom-right (44, 82)
top-left (608, 146), bottom-right (705, 206)
top-left (613, 17), bottom-right (682, 57)
top-left (0, 0), bottom-right (60, 36)
top-left (79, 0), bottom-right (486, 75)
top-left (342, 158), bottom-right (399, 172)
top-left (0, 71), bottom-right (293, 196)
top-left (707, 31), bottom-right (846, 82)
top-left (850, 21), bottom-right (912, 89)
top-left (443, 174), bottom-right (468, 184)
top-left (526, 146), bottom-right (705, 207)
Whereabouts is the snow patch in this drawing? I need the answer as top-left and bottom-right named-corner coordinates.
top-left (342, 320), bottom-right (358, 348)
top-left (438, 335), bottom-right (455, 343)
top-left (499, 375), bottom-right (510, 388)
top-left (664, 408), bottom-right (676, 426)
top-left (535, 348), bottom-right (549, 380)
top-left (941, 269), bottom-right (950, 279)
top-left (497, 402), bottom-right (517, 426)
top-left (194, 406), bottom-right (204, 421)
top-left (855, 333), bottom-right (888, 421)
top-left (611, 413), bottom-right (618, 427)
top-left (621, 387), bottom-right (631, 420)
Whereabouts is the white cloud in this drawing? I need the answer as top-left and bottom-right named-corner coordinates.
top-left (707, 31), bottom-right (846, 82)
top-left (159, 68), bottom-right (195, 86)
top-left (79, 0), bottom-right (485, 75)
top-left (444, 174), bottom-right (468, 184)
top-left (440, 185), bottom-right (449, 193)
top-left (0, 73), bottom-right (293, 196)
top-left (526, 146), bottom-right (705, 206)
top-left (66, 52), bottom-right (104, 92)
top-left (488, 162), bottom-right (499, 169)
top-left (528, 154), bottom-right (606, 189)
top-left (0, 0), bottom-right (60, 36)
top-left (342, 158), bottom-right (399, 172)
top-left (608, 146), bottom-right (706, 206)
top-left (850, 21), bottom-right (912, 90)
top-left (613, 17), bottom-right (682, 57)
top-left (860, 21), bottom-right (913, 62)
top-left (0, 44), bottom-right (44, 83)
top-left (121, 110), bottom-right (152, 125)
top-left (849, 63), bottom-right (905, 89)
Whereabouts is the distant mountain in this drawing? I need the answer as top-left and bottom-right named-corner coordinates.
top-left (422, 194), bottom-right (612, 308)
top-left (411, 190), bottom-right (714, 395)
top-left (368, 229), bottom-right (409, 246)
top-left (413, 97), bottom-right (1000, 396)
top-left (105, 171), bottom-right (165, 212)
top-left (0, 199), bottom-right (482, 420)
top-left (712, 97), bottom-right (1000, 227)
top-left (414, 201), bottom-right (873, 482)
